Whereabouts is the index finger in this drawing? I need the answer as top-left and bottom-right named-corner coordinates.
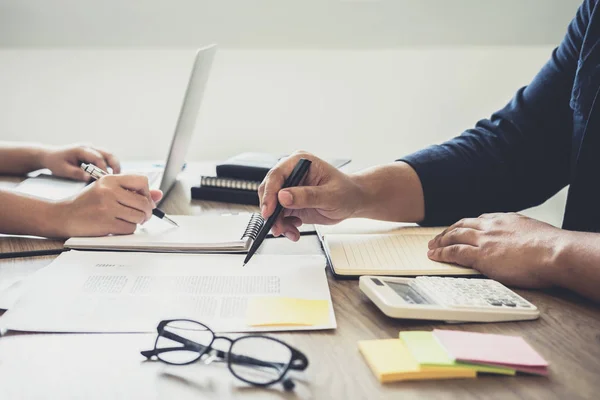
top-left (115, 174), bottom-right (152, 201)
top-left (259, 153), bottom-right (307, 218)
top-left (78, 147), bottom-right (109, 172)
top-left (94, 148), bottom-right (121, 174)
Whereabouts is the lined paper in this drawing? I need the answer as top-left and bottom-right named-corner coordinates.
top-left (325, 232), bottom-right (477, 276)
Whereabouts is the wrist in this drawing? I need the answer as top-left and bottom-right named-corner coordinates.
top-left (347, 162), bottom-right (425, 222)
top-left (546, 229), bottom-right (579, 287)
top-left (41, 200), bottom-right (71, 238)
top-left (34, 145), bottom-right (53, 171)
top-left (348, 173), bottom-right (376, 219)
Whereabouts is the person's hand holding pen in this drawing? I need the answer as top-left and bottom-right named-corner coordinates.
top-left (53, 170), bottom-right (163, 237)
top-left (257, 151), bottom-right (364, 241)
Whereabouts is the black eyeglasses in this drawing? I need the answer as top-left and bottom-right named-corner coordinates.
top-left (141, 319), bottom-right (309, 391)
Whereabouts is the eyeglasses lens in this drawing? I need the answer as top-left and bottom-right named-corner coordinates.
top-left (156, 320), bottom-right (214, 364)
top-left (229, 337), bottom-right (293, 385)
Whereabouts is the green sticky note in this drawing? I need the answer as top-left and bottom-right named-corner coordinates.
top-left (400, 331), bottom-right (516, 376)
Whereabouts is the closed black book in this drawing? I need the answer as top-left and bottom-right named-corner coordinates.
top-left (216, 152), bottom-right (280, 181)
top-left (216, 152), bottom-right (352, 181)
top-left (191, 185), bottom-right (259, 206)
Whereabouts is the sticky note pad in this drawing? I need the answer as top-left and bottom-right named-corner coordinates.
top-left (246, 297), bottom-right (330, 327)
top-left (400, 331), bottom-right (515, 376)
top-left (433, 330), bottom-right (549, 375)
top-left (358, 339), bottom-right (476, 383)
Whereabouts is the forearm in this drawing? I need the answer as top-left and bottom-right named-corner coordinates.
top-left (552, 231), bottom-right (600, 303)
top-left (350, 161), bottom-right (425, 223)
top-left (0, 142), bottom-right (47, 175)
top-left (0, 190), bottom-right (64, 237)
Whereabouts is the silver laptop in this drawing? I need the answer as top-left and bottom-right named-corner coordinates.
top-left (16, 44), bottom-right (217, 204)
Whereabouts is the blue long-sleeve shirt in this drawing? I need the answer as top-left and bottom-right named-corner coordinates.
top-left (401, 0), bottom-right (600, 232)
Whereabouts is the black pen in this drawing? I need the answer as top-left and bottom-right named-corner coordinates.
top-left (0, 248), bottom-right (67, 260)
top-left (243, 158), bottom-right (312, 266)
top-left (80, 163), bottom-right (179, 227)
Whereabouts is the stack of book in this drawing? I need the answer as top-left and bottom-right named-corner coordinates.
top-left (190, 153), bottom-right (278, 205)
top-left (192, 153), bottom-right (351, 206)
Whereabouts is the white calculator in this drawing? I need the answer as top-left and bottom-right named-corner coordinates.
top-left (359, 276), bottom-right (539, 323)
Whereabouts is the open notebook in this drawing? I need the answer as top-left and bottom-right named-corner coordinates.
top-left (316, 219), bottom-right (479, 278)
top-left (64, 213), bottom-right (265, 253)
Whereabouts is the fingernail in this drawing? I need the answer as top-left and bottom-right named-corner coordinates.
top-left (284, 232), bottom-right (297, 241)
top-left (427, 249), bottom-right (435, 257)
top-left (279, 191), bottom-right (293, 206)
top-left (428, 239), bottom-right (434, 249)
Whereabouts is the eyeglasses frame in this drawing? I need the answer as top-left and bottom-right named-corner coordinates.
top-left (140, 319), bottom-right (309, 388)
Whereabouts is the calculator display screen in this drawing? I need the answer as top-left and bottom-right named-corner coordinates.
top-left (384, 281), bottom-right (433, 305)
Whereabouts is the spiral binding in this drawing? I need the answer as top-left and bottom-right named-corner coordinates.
top-left (200, 176), bottom-right (261, 191)
top-left (241, 213), bottom-right (265, 240)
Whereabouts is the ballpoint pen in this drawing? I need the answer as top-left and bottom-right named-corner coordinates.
top-left (80, 162), bottom-right (179, 227)
top-left (243, 158), bottom-right (312, 266)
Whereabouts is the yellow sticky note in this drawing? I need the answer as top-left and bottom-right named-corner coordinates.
top-left (400, 331), bottom-right (516, 376)
top-left (358, 339), bottom-right (476, 383)
top-left (246, 297), bottom-right (330, 327)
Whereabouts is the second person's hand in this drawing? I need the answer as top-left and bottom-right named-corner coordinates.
top-left (41, 144), bottom-right (121, 181)
top-left (258, 151), bottom-right (365, 241)
top-left (54, 174), bottom-right (163, 237)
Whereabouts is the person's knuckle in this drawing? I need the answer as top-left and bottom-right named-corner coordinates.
top-left (305, 188), bottom-right (317, 203)
top-left (264, 169), bottom-right (280, 184)
top-left (448, 245), bottom-right (460, 257)
top-left (454, 219), bottom-right (466, 228)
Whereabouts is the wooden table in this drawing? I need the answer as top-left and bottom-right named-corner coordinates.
top-left (1, 172), bottom-right (600, 400)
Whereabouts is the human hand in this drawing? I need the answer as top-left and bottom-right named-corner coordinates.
top-left (53, 174), bottom-right (163, 237)
top-left (41, 144), bottom-right (121, 181)
top-left (258, 151), bottom-right (364, 241)
top-left (427, 213), bottom-right (568, 288)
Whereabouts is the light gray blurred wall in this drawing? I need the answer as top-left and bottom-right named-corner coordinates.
top-left (0, 0), bottom-right (583, 48)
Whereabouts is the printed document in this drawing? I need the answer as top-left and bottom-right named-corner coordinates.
top-left (1, 251), bottom-right (335, 333)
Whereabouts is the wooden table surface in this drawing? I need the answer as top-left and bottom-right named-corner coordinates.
top-left (1, 171), bottom-right (599, 400)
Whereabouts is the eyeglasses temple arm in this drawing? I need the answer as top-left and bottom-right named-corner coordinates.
top-left (140, 345), bottom-right (200, 359)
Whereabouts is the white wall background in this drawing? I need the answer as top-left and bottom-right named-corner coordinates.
top-left (0, 0), bottom-right (582, 47)
top-left (0, 1), bottom-right (581, 225)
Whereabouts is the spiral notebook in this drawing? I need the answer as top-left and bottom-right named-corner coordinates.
top-left (64, 213), bottom-right (265, 253)
top-left (200, 176), bottom-right (261, 191)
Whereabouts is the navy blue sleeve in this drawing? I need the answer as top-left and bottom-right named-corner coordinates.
top-left (400, 0), bottom-right (594, 226)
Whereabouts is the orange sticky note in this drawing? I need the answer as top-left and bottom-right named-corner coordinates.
top-left (246, 297), bottom-right (330, 327)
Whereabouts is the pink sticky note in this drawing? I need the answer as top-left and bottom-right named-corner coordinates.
top-left (433, 330), bottom-right (549, 376)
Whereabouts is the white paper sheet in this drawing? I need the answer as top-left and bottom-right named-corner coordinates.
top-left (0, 251), bottom-right (335, 333)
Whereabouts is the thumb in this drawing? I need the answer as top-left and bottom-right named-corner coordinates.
top-left (278, 186), bottom-right (331, 210)
top-left (150, 189), bottom-right (163, 206)
top-left (61, 165), bottom-right (90, 182)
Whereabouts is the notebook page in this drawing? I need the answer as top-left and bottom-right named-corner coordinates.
top-left (316, 218), bottom-right (444, 237)
top-left (325, 233), bottom-right (477, 276)
top-left (65, 214), bottom-right (256, 251)
top-left (0, 251), bottom-right (335, 333)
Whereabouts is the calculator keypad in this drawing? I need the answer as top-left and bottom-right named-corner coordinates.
top-left (412, 277), bottom-right (534, 310)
